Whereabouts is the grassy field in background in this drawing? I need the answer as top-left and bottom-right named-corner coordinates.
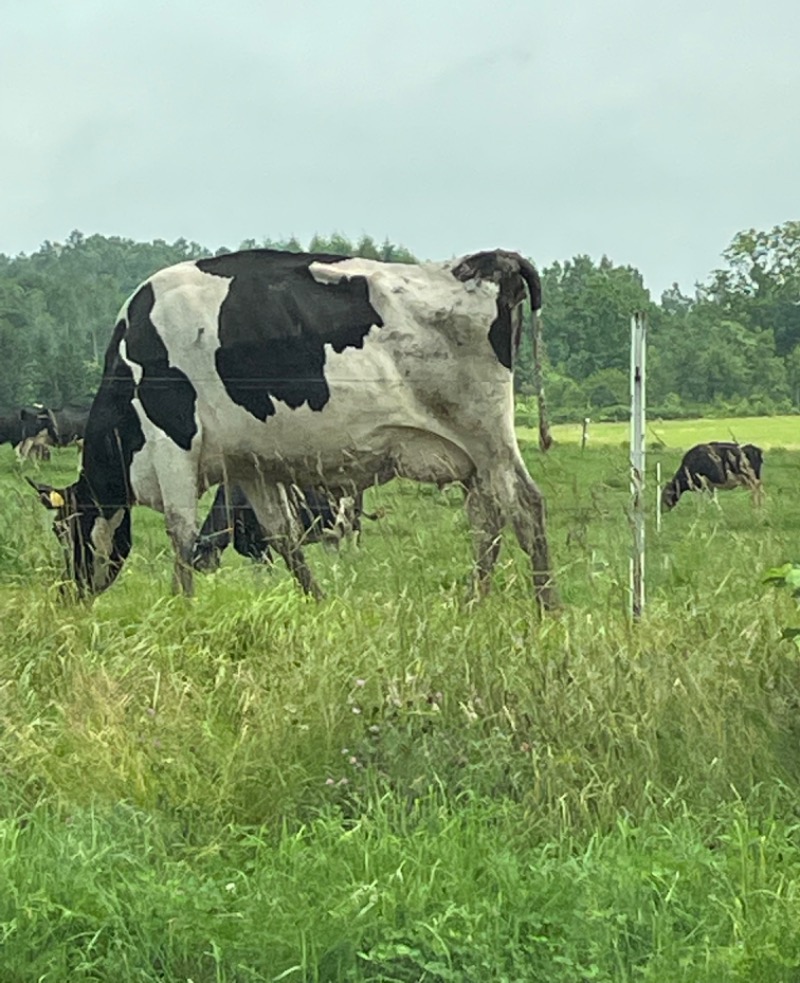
top-left (2, 427), bottom-right (800, 981)
top-left (519, 413), bottom-right (800, 450)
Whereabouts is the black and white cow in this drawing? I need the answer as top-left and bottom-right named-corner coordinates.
top-left (192, 483), bottom-right (379, 570)
top-left (29, 248), bottom-right (556, 607)
top-left (661, 442), bottom-right (764, 511)
top-left (0, 406), bottom-right (55, 448)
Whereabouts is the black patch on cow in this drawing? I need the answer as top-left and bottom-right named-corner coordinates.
top-left (451, 250), bottom-right (540, 370)
top-left (487, 310), bottom-right (517, 371)
top-left (81, 319), bottom-right (146, 513)
top-left (196, 250), bottom-right (383, 420)
top-left (39, 320), bottom-right (145, 594)
top-left (124, 284), bottom-right (198, 450)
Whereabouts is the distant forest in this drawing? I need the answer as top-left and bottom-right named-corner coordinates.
top-left (1, 223), bottom-right (799, 423)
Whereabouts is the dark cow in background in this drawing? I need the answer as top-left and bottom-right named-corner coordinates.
top-left (1, 404), bottom-right (90, 456)
top-left (1, 406), bottom-right (56, 458)
top-left (661, 442), bottom-right (764, 511)
top-left (192, 484), bottom-right (381, 571)
top-left (29, 246), bottom-right (556, 608)
top-left (46, 403), bottom-right (91, 447)
top-left (0, 410), bottom-right (21, 447)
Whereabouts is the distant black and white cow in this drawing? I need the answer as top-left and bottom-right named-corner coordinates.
top-left (0, 406), bottom-right (54, 448)
top-left (192, 483), bottom-right (379, 570)
top-left (661, 442), bottom-right (764, 511)
top-left (28, 248), bottom-right (556, 607)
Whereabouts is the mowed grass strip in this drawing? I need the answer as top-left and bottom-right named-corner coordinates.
top-left (2, 434), bottom-right (800, 980)
top-left (520, 413), bottom-right (800, 450)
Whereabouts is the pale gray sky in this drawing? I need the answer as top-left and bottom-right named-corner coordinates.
top-left (2, 0), bottom-right (798, 298)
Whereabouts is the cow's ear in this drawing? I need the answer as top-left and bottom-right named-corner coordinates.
top-left (25, 477), bottom-right (65, 510)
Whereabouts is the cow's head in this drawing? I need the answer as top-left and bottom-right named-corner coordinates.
top-left (191, 527), bottom-right (229, 572)
top-left (27, 476), bottom-right (131, 595)
top-left (660, 481), bottom-right (680, 512)
top-left (20, 405), bottom-right (58, 444)
top-left (742, 444), bottom-right (764, 478)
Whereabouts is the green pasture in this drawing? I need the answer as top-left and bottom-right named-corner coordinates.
top-left (2, 432), bottom-right (800, 981)
top-left (520, 413), bottom-right (800, 450)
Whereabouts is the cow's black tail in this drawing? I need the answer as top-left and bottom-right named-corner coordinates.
top-left (515, 256), bottom-right (542, 313)
top-left (514, 256), bottom-right (552, 453)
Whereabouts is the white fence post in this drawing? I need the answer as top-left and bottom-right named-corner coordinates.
top-left (630, 312), bottom-right (647, 619)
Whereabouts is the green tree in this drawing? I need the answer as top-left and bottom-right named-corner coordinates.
top-left (709, 222), bottom-right (800, 357)
top-left (540, 255), bottom-right (653, 381)
top-left (584, 367), bottom-right (628, 408)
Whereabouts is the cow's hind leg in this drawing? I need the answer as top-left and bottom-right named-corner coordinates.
top-left (508, 462), bottom-right (558, 610)
top-left (465, 465), bottom-right (557, 610)
top-left (464, 478), bottom-right (503, 598)
top-left (241, 481), bottom-right (323, 600)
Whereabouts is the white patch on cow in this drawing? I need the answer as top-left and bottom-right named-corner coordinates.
top-left (118, 261), bottom-right (232, 420)
top-left (149, 262), bottom-right (231, 384)
top-left (122, 341), bottom-right (143, 386)
top-left (91, 509), bottom-right (125, 556)
top-left (128, 400), bottom-right (191, 511)
top-left (89, 509), bottom-right (125, 590)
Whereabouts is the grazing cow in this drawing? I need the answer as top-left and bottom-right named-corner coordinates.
top-left (661, 442), bottom-right (764, 511)
top-left (28, 247), bottom-right (556, 607)
top-left (192, 483), bottom-right (379, 570)
top-left (0, 406), bottom-right (54, 448)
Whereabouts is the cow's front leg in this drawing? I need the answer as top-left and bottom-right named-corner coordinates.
top-left (165, 505), bottom-right (199, 595)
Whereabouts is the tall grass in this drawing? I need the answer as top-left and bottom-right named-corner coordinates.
top-left (2, 440), bottom-right (800, 980)
top-left (3, 794), bottom-right (800, 982)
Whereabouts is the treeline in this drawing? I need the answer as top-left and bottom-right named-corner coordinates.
top-left (516, 221), bottom-right (800, 423)
top-left (1, 223), bottom-right (799, 421)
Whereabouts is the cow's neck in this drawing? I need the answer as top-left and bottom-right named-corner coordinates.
top-left (80, 381), bottom-right (144, 514)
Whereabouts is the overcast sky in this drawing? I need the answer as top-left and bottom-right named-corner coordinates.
top-left (2, 0), bottom-right (797, 298)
